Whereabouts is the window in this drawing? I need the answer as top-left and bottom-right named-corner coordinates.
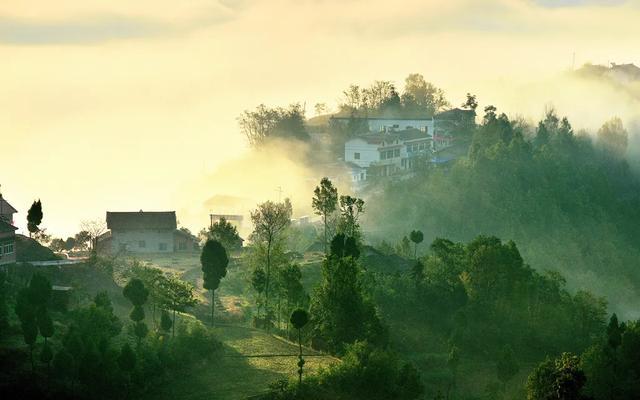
top-left (159, 243), bottom-right (168, 251)
top-left (4, 243), bottom-right (13, 254)
top-left (394, 149), bottom-right (400, 157)
top-left (419, 143), bottom-right (425, 150)
top-left (354, 152), bottom-right (360, 160)
top-left (178, 242), bottom-right (187, 251)
top-left (380, 151), bottom-right (387, 160)
top-left (360, 173), bottom-right (365, 180)
top-left (387, 150), bottom-right (393, 158)
top-left (138, 240), bottom-right (146, 248)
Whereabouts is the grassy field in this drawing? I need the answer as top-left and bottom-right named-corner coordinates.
top-left (122, 252), bottom-right (336, 399)
top-left (144, 324), bottom-right (338, 400)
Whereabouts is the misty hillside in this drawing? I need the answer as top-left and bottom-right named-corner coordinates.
top-left (364, 106), bottom-right (640, 319)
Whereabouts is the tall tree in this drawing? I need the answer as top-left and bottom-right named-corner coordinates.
top-left (312, 177), bottom-right (338, 254)
top-left (201, 239), bottom-right (229, 327)
top-left (496, 345), bottom-right (520, 391)
top-left (338, 195), bottom-right (365, 239)
top-left (409, 230), bottom-right (424, 259)
top-left (238, 103), bottom-right (309, 146)
top-left (207, 217), bottom-right (243, 251)
top-left (27, 199), bottom-right (43, 238)
top-left (597, 117), bottom-right (628, 158)
top-left (123, 278), bottom-right (149, 346)
top-left (402, 73), bottom-right (450, 116)
top-left (250, 199), bottom-right (292, 321)
top-left (159, 275), bottom-right (198, 337)
top-left (290, 309), bottom-right (309, 385)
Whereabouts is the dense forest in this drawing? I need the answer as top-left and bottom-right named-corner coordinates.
top-left (364, 104), bottom-right (640, 318)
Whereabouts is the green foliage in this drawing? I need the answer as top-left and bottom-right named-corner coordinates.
top-left (312, 177), bottom-right (339, 253)
top-left (337, 195), bottom-right (365, 239)
top-left (27, 199), bottom-right (43, 234)
top-left (496, 345), bottom-right (520, 386)
top-left (310, 237), bottom-right (387, 353)
top-left (118, 343), bottom-right (136, 372)
top-left (290, 309), bottom-right (309, 330)
top-left (200, 240), bottom-right (229, 292)
top-left (329, 233), bottom-right (360, 260)
top-left (123, 278), bottom-right (149, 307)
top-left (581, 319), bottom-right (640, 399)
top-left (160, 310), bottom-right (173, 333)
top-left (366, 107), bottom-right (640, 314)
top-left (40, 341), bottom-right (53, 364)
top-left (367, 236), bottom-right (607, 361)
top-left (130, 305), bottom-right (145, 322)
top-left (526, 353), bottom-right (587, 400)
top-left (265, 341), bottom-right (423, 400)
top-left (134, 321), bottom-right (149, 341)
top-left (239, 103), bottom-right (309, 146)
top-left (206, 217), bottom-right (243, 251)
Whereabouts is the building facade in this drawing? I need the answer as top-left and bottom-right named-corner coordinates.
top-left (103, 211), bottom-right (197, 254)
top-left (0, 195), bottom-right (17, 265)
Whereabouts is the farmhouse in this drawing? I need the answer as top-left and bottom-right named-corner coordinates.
top-left (344, 129), bottom-right (453, 178)
top-left (101, 211), bottom-right (197, 254)
top-left (0, 194), bottom-right (17, 265)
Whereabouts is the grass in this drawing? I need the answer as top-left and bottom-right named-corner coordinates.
top-left (145, 325), bottom-right (338, 400)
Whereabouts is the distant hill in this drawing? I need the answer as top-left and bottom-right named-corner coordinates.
top-left (15, 234), bottom-right (60, 262)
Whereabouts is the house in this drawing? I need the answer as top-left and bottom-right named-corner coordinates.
top-left (332, 116), bottom-right (435, 134)
top-left (0, 193), bottom-right (18, 266)
top-left (101, 210), bottom-right (197, 254)
top-left (344, 129), bottom-right (452, 178)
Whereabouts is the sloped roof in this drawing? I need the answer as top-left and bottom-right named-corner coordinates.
top-left (0, 219), bottom-right (17, 233)
top-left (0, 196), bottom-right (17, 214)
top-left (106, 211), bottom-right (177, 230)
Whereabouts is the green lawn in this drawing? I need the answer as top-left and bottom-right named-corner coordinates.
top-left (145, 325), bottom-right (338, 400)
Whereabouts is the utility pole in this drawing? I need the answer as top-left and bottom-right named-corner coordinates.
top-left (276, 186), bottom-right (283, 202)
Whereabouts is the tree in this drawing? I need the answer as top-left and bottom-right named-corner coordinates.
top-left (123, 278), bottom-right (149, 346)
top-left (201, 239), bottom-right (229, 326)
top-left (159, 275), bottom-right (198, 337)
top-left (250, 199), bottom-right (292, 322)
top-left (160, 310), bottom-right (173, 335)
top-left (238, 103), bottom-right (309, 146)
top-left (409, 230), bottom-right (424, 259)
top-left (207, 217), bottom-right (243, 251)
top-left (338, 195), bottom-right (365, 239)
top-left (314, 103), bottom-right (328, 116)
top-left (290, 309), bottom-right (309, 385)
top-left (402, 73), bottom-right (450, 116)
top-left (15, 273), bottom-right (53, 372)
top-left (80, 220), bottom-right (107, 252)
top-left (607, 313), bottom-right (622, 350)
top-left (64, 237), bottom-right (77, 251)
top-left (526, 353), bottom-right (587, 400)
top-left (73, 231), bottom-right (91, 251)
top-left (251, 268), bottom-right (267, 320)
top-left (118, 342), bottom-right (137, 373)
top-left (461, 93), bottom-right (478, 111)
top-left (497, 345), bottom-right (520, 391)
top-left (597, 117), bottom-right (628, 158)
top-left (312, 177), bottom-right (338, 254)
top-left (309, 236), bottom-right (387, 353)
top-left (27, 199), bottom-right (43, 237)
top-left (49, 238), bottom-right (66, 253)
top-left (279, 264), bottom-right (306, 334)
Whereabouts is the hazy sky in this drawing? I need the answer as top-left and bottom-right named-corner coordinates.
top-left (2, 0), bottom-right (640, 236)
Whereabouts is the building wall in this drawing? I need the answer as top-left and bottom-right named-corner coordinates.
top-left (111, 229), bottom-right (175, 253)
top-left (344, 138), bottom-right (380, 167)
top-left (368, 119), bottom-right (434, 133)
top-left (0, 232), bottom-right (16, 265)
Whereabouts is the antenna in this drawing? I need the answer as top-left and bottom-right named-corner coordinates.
top-left (276, 186), bottom-right (284, 202)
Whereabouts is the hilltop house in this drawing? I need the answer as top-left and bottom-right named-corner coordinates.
top-left (344, 129), bottom-right (453, 179)
top-left (100, 211), bottom-right (197, 254)
top-left (0, 194), bottom-right (18, 265)
top-left (333, 116), bottom-right (435, 134)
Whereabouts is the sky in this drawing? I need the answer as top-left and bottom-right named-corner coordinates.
top-left (2, 0), bottom-right (640, 237)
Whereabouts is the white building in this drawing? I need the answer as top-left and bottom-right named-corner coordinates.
top-left (333, 116), bottom-right (435, 134)
top-left (344, 130), bottom-right (454, 178)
